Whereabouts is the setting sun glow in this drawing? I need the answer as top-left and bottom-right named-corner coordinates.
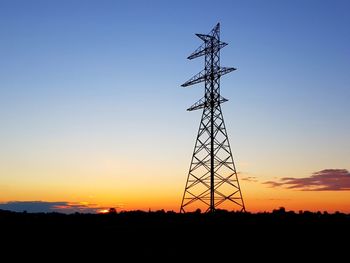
top-left (98, 209), bottom-right (109, 214)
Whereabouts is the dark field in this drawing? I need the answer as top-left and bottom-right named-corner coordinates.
top-left (1, 208), bottom-right (349, 259)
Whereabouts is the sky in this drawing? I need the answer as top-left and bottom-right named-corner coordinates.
top-left (0, 0), bottom-right (349, 213)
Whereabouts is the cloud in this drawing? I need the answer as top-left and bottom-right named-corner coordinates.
top-left (241, 176), bottom-right (258, 182)
top-left (0, 201), bottom-right (110, 214)
top-left (264, 169), bottom-right (350, 191)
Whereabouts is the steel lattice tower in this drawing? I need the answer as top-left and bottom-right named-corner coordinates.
top-left (180, 23), bottom-right (245, 213)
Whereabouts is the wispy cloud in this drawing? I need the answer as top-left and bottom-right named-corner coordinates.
top-left (0, 201), bottom-right (111, 213)
top-left (241, 176), bottom-right (258, 182)
top-left (264, 169), bottom-right (350, 191)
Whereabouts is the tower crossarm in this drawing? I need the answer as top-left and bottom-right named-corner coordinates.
top-left (187, 96), bottom-right (228, 111)
top-left (195, 33), bottom-right (216, 42)
top-left (187, 41), bottom-right (228, 60)
top-left (181, 69), bottom-right (206, 87)
top-left (181, 67), bottom-right (236, 87)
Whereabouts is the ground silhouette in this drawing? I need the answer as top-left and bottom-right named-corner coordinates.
top-left (1, 207), bottom-right (348, 259)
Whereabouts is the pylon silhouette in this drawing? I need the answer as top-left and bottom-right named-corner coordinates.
top-left (180, 23), bottom-right (245, 213)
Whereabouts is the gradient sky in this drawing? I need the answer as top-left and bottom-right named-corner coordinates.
top-left (0, 0), bottom-right (349, 213)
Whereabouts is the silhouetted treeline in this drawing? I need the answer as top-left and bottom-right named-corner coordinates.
top-left (1, 207), bottom-right (349, 259)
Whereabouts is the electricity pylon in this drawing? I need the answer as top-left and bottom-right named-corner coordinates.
top-left (180, 23), bottom-right (245, 213)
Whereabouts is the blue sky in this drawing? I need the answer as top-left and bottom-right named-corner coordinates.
top-left (0, 0), bottom-right (349, 212)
